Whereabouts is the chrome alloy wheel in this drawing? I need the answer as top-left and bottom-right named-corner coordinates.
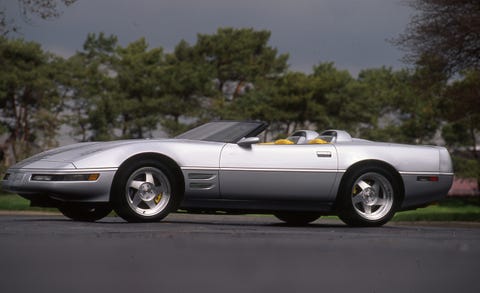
top-left (351, 172), bottom-right (394, 221)
top-left (125, 167), bottom-right (171, 217)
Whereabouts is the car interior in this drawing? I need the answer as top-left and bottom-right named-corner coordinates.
top-left (260, 130), bottom-right (330, 145)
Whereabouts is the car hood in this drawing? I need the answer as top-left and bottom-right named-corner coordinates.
top-left (11, 139), bottom-right (175, 169)
top-left (9, 138), bottom-right (226, 170)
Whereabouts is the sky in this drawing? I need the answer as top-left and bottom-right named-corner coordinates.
top-left (5, 0), bottom-right (413, 76)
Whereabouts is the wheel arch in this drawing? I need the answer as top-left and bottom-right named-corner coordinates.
top-left (335, 159), bottom-right (405, 208)
top-left (109, 152), bottom-right (185, 202)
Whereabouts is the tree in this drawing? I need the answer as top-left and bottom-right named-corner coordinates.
top-left (0, 37), bottom-right (66, 165)
top-left (350, 67), bottom-right (406, 140)
top-left (442, 70), bottom-right (480, 158)
top-left (271, 72), bottom-right (315, 135)
top-left (393, 0), bottom-right (480, 75)
top-left (394, 0), bottom-right (480, 184)
top-left (194, 27), bottom-right (289, 120)
top-left (66, 33), bottom-right (119, 141)
top-left (196, 28), bottom-right (288, 99)
top-left (159, 40), bottom-right (215, 136)
top-left (309, 62), bottom-right (354, 130)
top-left (1, 0), bottom-right (77, 36)
top-left (388, 58), bottom-right (447, 144)
top-left (442, 70), bottom-right (480, 186)
top-left (115, 38), bottom-right (165, 138)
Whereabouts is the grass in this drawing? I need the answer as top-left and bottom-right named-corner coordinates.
top-left (392, 198), bottom-right (480, 222)
top-left (0, 192), bottom-right (479, 221)
top-left (0, 193), bottom-right (57, 212)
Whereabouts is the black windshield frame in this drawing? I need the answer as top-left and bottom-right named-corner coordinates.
top-left (176, 121), bottom-right (268, 143)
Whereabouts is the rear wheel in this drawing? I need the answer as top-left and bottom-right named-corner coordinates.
top-left (338, 166), bottom-right (401, 227)
top-left (274, 212), bottom-right (321, 226)
top-left (58, 204), bottom-right (112, 222)
top-left (111, 159), bottom-right (183, 222)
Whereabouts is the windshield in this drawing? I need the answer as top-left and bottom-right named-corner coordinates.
top-left (176, 121), bottom-right (267, 143)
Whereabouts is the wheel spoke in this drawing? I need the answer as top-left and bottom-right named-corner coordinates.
top-left (145, 172), bottom-right (155, 184)
top-left (129, 180), bottom-right (143, 190)
top-left (352, 192), bottom-right (364, 204)
top-left (363, 204), bottom-right (372, 215)
top-left (347, 171), bottom-right (396, 223)
top-left (124, 166), bottom-right (172, 218)
top-left (131, 193), bottom-right (143, 207)
top-left (357, 180), bottom-right (371, 191)
top-left (145, 199), bottom-right (157, 209)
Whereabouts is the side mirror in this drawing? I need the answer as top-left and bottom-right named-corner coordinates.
top-left (237, 137), bottom-right (260, 147)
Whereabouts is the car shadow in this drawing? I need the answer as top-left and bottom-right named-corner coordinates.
top-left (3, 214), bottom-right (409, 230)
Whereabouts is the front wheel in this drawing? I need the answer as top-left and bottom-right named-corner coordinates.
top-left (338, 166), bottom-right (401, 227)
top-left (58, 204), bottom-right (112, 222)
top-left (111, 159), bottom-right (183, 222)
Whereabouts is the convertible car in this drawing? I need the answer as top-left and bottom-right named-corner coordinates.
top-left (2, 121), bottom-right (453, 226)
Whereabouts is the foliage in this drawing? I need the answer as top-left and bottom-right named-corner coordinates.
top-left (195, 27), bottom-right (289, 120)
top-left (0, 37), bottom-right (66, 165)
top-left (196, 28), bottom-right (288, 97)
top-left (1, 0), bottom-right (77, 36)
top-left (392, 0), bottom-right (480, 182)
top-left (442, 70), bottom-right (480, 156)
top-left (0, 26), bottom-right (478, 182)
top-left (451, 156), bottom-right (480, 180)
top-left (67, 33), bottom-right (119, 141)
top-left (159, 40), bottom-right (215, 136)
top-left (351, 67), bottom-right (406, 140)
top-left (393, 0), bottom-right (480, 75)
top-left (115, 38), bottom-right (165, 138)
top-left (396, 60), bottom-right (446, 144)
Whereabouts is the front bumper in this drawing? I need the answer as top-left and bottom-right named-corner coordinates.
top-left (2, 168), bottom-right (117, 203)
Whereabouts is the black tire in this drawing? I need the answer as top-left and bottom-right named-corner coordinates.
top-left (58, 204), bottom-right (112, 222)
top-left (274, 212), bottom-right (321, 226)
top-left (337, 165), bottom-right (402, 227)
top-left (111, 158), bottom-right (183, 223)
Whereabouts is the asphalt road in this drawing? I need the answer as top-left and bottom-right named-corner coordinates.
top-left (1, 213), bottom-right (479, 293)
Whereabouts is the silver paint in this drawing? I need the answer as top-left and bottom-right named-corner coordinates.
top-left (2, 123), bottom-right (454, 213)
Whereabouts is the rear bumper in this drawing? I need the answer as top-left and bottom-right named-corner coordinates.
top-left (2, 168), bottom-right (117, 203)
top-left (400, 173), bottom-right (454, 210)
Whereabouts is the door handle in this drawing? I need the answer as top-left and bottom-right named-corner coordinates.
top-left (316, 151), bottom-right (332, 158)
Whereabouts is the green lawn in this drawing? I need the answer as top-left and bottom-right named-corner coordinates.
top-left (0, 193), bottom-right (479, 221)
top-left (392, 198), bottom-right (480, 222)
top-left (0, 193), bottom-right (57, 212)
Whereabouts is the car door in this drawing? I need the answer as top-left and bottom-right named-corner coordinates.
top-left (219, 143), bottom-right (338, 201)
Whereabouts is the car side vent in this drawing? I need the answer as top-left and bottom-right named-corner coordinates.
top-left (189, 182), bottom-right (214, 190)
top-left (188, 173), bottom-right (215, 180)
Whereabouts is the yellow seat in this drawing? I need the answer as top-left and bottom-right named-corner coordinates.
top-left (274, 139), bottom-right (294, 145)
top-left (308, 138), bottom-right (328, 144)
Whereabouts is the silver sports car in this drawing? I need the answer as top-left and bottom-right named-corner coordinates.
top-left (2, 120), bottom-right (453, 226)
